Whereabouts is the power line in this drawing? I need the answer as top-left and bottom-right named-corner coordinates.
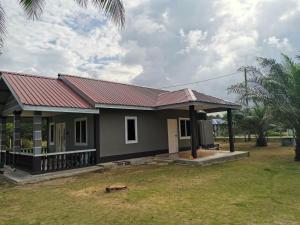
top-left (159, 71), bottom-right (240, 89)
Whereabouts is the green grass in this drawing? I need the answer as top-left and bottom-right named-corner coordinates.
top-left (1, 142), bottom-right (300, 225)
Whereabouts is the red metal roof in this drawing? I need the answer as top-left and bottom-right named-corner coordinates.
top-left (0, 71), bottom-right (238, 111)
top-left (60, 74), bottom-right (238, 108)
top-left (60, 74), bottom-right (167, 107)
top-left (1, 71), bottom-right (92, 109)
top-left (156, 89), bottom-right (193, 106)
top-left (192, 90), bottom-right (238, 106)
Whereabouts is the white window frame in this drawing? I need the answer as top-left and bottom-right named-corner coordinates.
top-left (179, 118), bottom-right (191, 140)
top-left (74, 118), bottom-right (88, 146)
top-left (125, 116), bottom-right (138, 144)
top-left (49, 122), bottom-right (55, 145)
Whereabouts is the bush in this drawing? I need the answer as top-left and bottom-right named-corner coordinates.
top-left (21, 139), bottom-right (33, 149)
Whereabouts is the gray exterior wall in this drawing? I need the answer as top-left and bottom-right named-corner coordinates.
top-left (99, 109), bottom-right (191, 158)
top-left (48, 113), bottom-right (94, 152)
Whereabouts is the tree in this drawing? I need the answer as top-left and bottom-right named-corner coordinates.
top-left (231, 109), bottom-right (252, 140)
top-left (231, 105), bottom-right (273, 146)
top-left (229, 55), bottom-right (300, 161)
top-left (246, 104), bottom-right (273, 146)
top-left (0, 0), bottom-right (125, 51)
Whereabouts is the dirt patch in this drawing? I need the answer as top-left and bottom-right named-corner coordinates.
top-left (69, 183), bottom-right (129, 198)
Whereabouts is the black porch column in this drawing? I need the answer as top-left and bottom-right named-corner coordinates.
top-left (189, 105), bottom-right (198, 158)
top-left (32, 111), bottom-right (42, 172)
top-left (94, 110), bottom-right (100, 164)
top-left (0, 117), bottom-right (7, 163)
top-left (227, 108), bottom-right (235, 152)
top-left (13, 111), bottom-right (21, 167)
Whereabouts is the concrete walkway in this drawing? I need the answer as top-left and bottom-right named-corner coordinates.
top-left (2, 166), bottom-right (103, 184)
top-left (155, 150), bottom-right (249, 166)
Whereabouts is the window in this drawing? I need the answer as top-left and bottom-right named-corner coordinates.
top-left (75, 118), bottom-right (87, 145)
top-left (179, 118), bottom-right (191, 139)
top-left (49, 123), bottom-right (55, 145)
top-left (125, 116), bottom-right (138, 144)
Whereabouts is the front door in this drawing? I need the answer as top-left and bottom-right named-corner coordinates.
top-left (55, 123), bottom-right (66, 152)
top-left (167, 119), bottom-right (179, 154)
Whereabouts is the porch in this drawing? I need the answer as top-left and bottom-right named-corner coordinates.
top-left (0, 110), bottom-right (99, 174)
top-left (163, 102), bottom-right (238, 158)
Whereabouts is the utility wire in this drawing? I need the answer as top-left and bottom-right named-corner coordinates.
top-left (159, 71), bottom-right (240, 89)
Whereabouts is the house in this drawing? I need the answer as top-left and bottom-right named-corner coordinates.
top-left (0, 71), bottom-right (240, 174)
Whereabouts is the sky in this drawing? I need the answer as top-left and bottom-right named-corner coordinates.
top-left (0, 0), bottom-right (299, 101)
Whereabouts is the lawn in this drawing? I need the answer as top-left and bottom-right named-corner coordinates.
top-left (1, 142), bottom-right (300, 225)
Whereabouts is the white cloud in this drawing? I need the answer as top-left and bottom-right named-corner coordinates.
top-left (265, 36), bottom-right (292, 52)
top-left (279, 1), bottom-right (300, 21)
top-left (0, 0), bottom-right (300, 101)
top-left (179, 29), bottom-right (208, 53)
top-left (162, 9), bottom-right (169, 23)
top-left (0, 0), bottom-right (138, 81)
top-left (133, 16), bottom-right (166, 34)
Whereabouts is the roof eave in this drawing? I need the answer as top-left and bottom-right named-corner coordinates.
top-left (156, 100), bottom-right (241, 111)
top-left (95, 103), bottom-right (154, 111)
top-left (22, 105), bottom-right (99, 114)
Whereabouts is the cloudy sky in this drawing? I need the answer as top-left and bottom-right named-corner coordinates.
top-left (0, 0), bottom-right (299, 101)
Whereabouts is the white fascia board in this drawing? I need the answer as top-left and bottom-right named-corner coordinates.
top-left (22, 105), bottom-right (99, 114)
top-left (157, 101), bottom-right (241, 110)
top-left (95, 104), bottom-right (154, 111)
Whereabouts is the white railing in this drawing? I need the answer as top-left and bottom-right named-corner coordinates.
top-left (39, 149), bottom-right (96, 172)
top-left (4, 148), bottom-right (97, 172)
top-left (35, 149), bottom-right (96, 157)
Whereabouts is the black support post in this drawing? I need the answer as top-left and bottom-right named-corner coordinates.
top-left (189, 105), bottom-right (198, 158)
top-left (227, 108), bottom-right (235, 152)
top-left (94, 109), bottom-right (100, 164)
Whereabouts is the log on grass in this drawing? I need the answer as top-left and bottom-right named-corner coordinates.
top-left (105, 185), bottom-right (127, 193)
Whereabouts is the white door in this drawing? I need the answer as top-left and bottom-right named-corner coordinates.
top-left (167, 119), bottom-right (179, 154)
top-left (56, 123), bottom-right (66, 152)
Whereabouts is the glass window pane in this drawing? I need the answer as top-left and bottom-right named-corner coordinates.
top-left (186, 120), bottom-right (191, 136)
top-left (127, 119), bottom-right (136, 141)
top-left (81, 120), bottom-right (87, 143)
top-left (75, 121), bottom-right (81, 143)
top-left (180, 120), bottom-right (186, 137)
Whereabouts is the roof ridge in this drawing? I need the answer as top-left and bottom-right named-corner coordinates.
top-left (1, 71), bottom-right (56, 80)
top-left (187, 88), bottom-right (197, 101)
top-left (58, 73), bottom-right (169, 93)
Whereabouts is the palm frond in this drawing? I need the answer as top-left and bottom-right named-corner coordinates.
top-left (0, 2), bottom-right (5, 52)
top-left (75, 0), bottom-right (125, 28)
top-left (19, 0), bottom-right (46, 20)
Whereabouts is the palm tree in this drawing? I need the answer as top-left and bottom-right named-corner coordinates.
top-left (232, 105), bottom-right (272, 146)
top-left (247, 105), bottom-right (273, 147)
top-left (0, 0), bottom-right (125, 51)
top-left (229, 55), bottom-right (300, 161)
